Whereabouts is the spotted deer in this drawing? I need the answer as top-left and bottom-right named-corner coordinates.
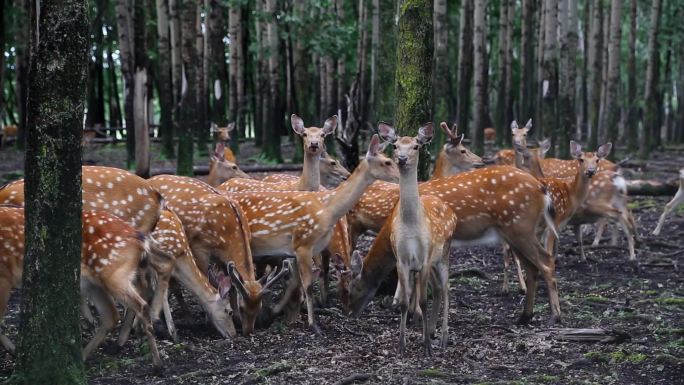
top-left (432, 122), bottom-right (485, 179)
top-left (211, 122), bottom-right (237, 162)
top-left (653, 169), bottom-right (684, 236)
top-left (0, 166), bottom-right (162, 234)
top-left (207, 142), bottom-right (250, 187)
top-left (338, 164), bottom-right (560, 325)
top-left (262, 151), bottom-right (350, 188)
top-left (378, 122), bottom-right (457, 355)
top-left (348, 122), bottom-right (484, 245)
top-left (148, 175), bottom-right (283, 335)
top-left (495, 119), bottom-right (533, 166)
top-left (0, 206), bottom-right (162, 369)
top-left (226, 135), bottom-right (399, 333)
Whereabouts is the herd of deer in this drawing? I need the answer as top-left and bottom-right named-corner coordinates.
top-left (0, 115), bottom-right (682, 370)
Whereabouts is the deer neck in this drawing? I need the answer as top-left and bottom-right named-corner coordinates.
top-left (207, 163), bottom-right (220, 187)
top-left (323, 160), bottom-right (375, 223)
top-left (528, 152), bottom-right (545, 178)
top-left (432, 151), bottom-right (449, 179)
top-left (297, 152), bottom-right (321, 191)
top-left (569, 161), bottom-right (591, 208)
top-left (398, 166), bottom-right (422, 224)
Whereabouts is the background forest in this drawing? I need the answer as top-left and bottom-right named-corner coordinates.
top-left (1, 0), bottom-right (683, 169)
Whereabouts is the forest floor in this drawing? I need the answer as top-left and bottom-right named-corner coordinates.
top-left (0, 142), bottom-right (682, 384)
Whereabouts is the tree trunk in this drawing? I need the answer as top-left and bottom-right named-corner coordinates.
top-left (261, 0), bottom-right (283, 162)
top-left (115, 0), bottom-right (136, 168)
top-left (169, 0), bottom-right (182, 104)
top-left (228, 1), bottom-right (243, 150)
top-left (433, 0), bottom-right (449, 148)
top-left (374, 0), bottom-right (397, 121)
top-left (579, 0), bottom-right (590, 140)
top-left (471, 0), bottom-right (485, 156)
top-left (0, 0), bottom-right (5, 126)
top-left (106, 34), bottom-right (123, 129)
top-left (10, 0), bottom-right (88, 382)
top-left (195, 3), bottom-right (208, 156)
top-left (336, 0), bottom-right (346, 125)
top-left (558, 0), bottom-right (577, 158)
top-left (85, 0), bottom-right (106, 129)
top-left (456, 0), bottom-right (473, 139)
top-left (540, 0), bottom-right (558, 154)
top-left (133, 0), bottom-right (148, 176)
top-left (177, 0), bottom-right (198, 175)
top-left (495, 0), bottom-right (512, 146)
top-left (625, 0), bottom-right (637, 151)
top-left (601, 0), bottom-right (623, 157)
top-left (520, 0), bottom-right (536, 125)
top-left (15, 0), bottom-right (30, 149)
top-left (639, 0), bottom-right (662, 158)
top-left (676, 38), bottom-right (684, 143)
top-left (588, 0), bottom-right (603, 149)
top-left (394, 0), bottom-right (432, 179)
top-left (156, 0), bottom-right (175, 158)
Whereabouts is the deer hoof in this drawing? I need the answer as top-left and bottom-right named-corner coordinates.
top-left (309, 323), bottom-right (324, 336)
top-left (547, 315), bottom-right (562, 327)
top-left (516, 313), bottom-right (533, 325)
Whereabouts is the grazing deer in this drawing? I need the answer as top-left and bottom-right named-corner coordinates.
top-left (495, 119), bottom-right (533, 166)
top-left (0, 124), bottom-right (18, 149)
top-left (348, 122), bottom-right (484, 245)
top-left (338, 164), bottom-right (560, 325)
top-left (227, 135), bottom-right (399, 333)
top-left (484, 127), bottom-right (496, 142)
top-left (0, 206), bottom-right (162, 369)
top-left (211, 122), bottom-right (237, 162)
top-left (262, 151), bottom-right (351, 188)
top-left (432, 122), bottom-right (485, 179)
top-left (0, 166), bottom-right (162, 233)
top-left (148, 175), bottom-right (284, 335)
top-left (378, 122), bottom-right (457, 355)
top-left (653, 169), bottom-right (684, 236)
top-left (515, 141), bottom-right (613, 257)
top-left (207, 142), bottom-right (250, 187)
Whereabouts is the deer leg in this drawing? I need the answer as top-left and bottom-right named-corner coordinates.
top-left (318, 251), bottom-right (331, 306)
top-left (574, 224), bottom-right (587, 261)
top-left (149, 270), bottom-right (175, 340)
top-left (653, 190), bottom-right (683, 235)
top-left (618, 213), bottom-right (637, 261)
top-left (513, 252), bottom-right (527, 294)
top-left (418, 269), bottom-right (432, 357)
top-left (592, 218), bottom-right (608, 246)
top-left (82, 284), bottom-right (118, 361)
top-left (81, 297), bottom-right (95, 327)
top-left (516, 256), bottom-right (539, 325)
top-left (428, 268), bottom-right (441, 338)
top-left (123, 289), bottom-right (163, 371)
top-left (294, 247), bottom-right (320, 335)
top-left (161, 290), bottom-right (177, 342)
top-left (527, 242), bottom-right (562, 325)
top-left (435, 261), bottom-right (450, 349)
top-left (396, 265), bottom-right (411, 356)
top-left (501, 244), bottom-right (511, 294)
top-left (117, 308), bottom-right (136, 348)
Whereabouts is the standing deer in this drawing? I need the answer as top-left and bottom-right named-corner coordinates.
top-left (378, 122), bottom-right (457, 355)
top-left (262, 151), bottom-right (351, 188)
top-left (495, 119), bottom-right (533, 166)
top-left (0, 206), bottom-right (162, 369)
top-left (226, 135), bottom-right (399, 333)
top-left (484, 127), bottom-right (496, 142)
top-left (211, 122), bottom-right (237, 162)
top-left (338, 165), bottom-right (560, 325)
top-left (653, 169), bottom-right (684, 236)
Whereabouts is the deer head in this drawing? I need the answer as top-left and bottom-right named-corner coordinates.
top-left (211, 122), bottom-right (236, 143)
top-left (378, 122), bottom-right (433, 169)
top-left (364, 134), bottom-right (400, 182)
top-left (570, 141), bottom-right (612, 178)
top-left (510, 119), bottom-right (532, 148)
top-left (291, 114), bottom-right (337, 155)
top-left (209, 142), bottom-right (250, 184)
top-left (333, 250), bottom-right (368, 315)
top-left (319, 151), bottom-right (350, 187)
top-left (439, 122), bottom-right (485, 170)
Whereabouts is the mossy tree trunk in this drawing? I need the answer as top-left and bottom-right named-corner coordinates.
top-left (394, 0), bottom-right (433, 180)
top-left (374, 0), bottom-right (397, 122)
top-left (177, 0), bottom-right (198, 176)
top-left (520, 0), bottom-right (537, 128)
top-left (156, 0), bottom-right (176, 159)
top-left (432, 0), bottom-right (449, 150)
top-left (9, 0), bottom-right (88, 383)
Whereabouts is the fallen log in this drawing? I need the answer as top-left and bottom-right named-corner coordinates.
top-left (626, 179), bottom-right (678, 196)
top-left (150, 163), bottom-right (303, 176)
top-left (550, 328), bottom-right (630, 344)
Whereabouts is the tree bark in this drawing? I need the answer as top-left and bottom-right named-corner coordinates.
top-left (169, 0), bottom-right (182, 104)
top-left (625, 0), bottom-right (637, 150)
top-left (261, 0), bottom-right (283, 162)
top-left (394, 0), bottom-right (433, 179)
top-left (495, 0), bottom-right (512, 146)
top-left (601, 0), bottom-right (623, 157)
top-left (115, 0), bottom-right (136, 168)
top-left (0, 0), bottom-right (5, 126)
top-left (639, 0), bottom-right (662, 158)
top-left (520, 0), bottom-right (537, 125)
top-left (228, 1), bottom-right (243, 151)
top-left (15, 0), bottom-right (30, 149)
top-left (541, 0), bottom-right (558, 154)
top-left (588, 0), bottom-right (603, 149)
top-left (558, 0), bottom-right (577, 158)
top-left (471, 0), bottom-right (486, 156)
top-left (133, 0), bottom-right (148, 176)
top-left (456, 0), bottom-right (473, 139)
top-left (85, 0), bottom-right (106, 129)
top-left (433, 0), bottom-right (449, 149)
top-left (195, 2), bottom-right (208, 156)
top-left (177, 0), bottom-right (198, 176)
top-left (374, 0), bottom-right (397, 121)
top-left (156, 0), bottom-right (175, 158)
top-left (10, 0), bottom-right (88, 382)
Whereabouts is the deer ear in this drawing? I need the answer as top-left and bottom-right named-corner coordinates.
top-left (332, 253), bottom-right (346, 272)
top-left (417, 123), bottom-right (433, 145)
top-left (226, 122), bottom-right (236, 133)
top-left (291, 114), bottom-right (305, 135)
top-left (366, 134), bottom-right (381, 158)
top-left (524, 118), bottom-right (533, 131)
top-left (351, 250), bottom-right (363, 278)
top-left (597, 142), bottom-right (612, 159)
top-left (322, 115), bottom-right (338, 136)
top-left (456, 133), bottom-right (465, 146)
top-left (377, 122), bottom-right (397, 143)
top-left (510, 120), bottom-right (519, 131)
top-left (540, 138), bottom-right (551, 155)
top-left (570, 140), bottom-right (583, 159)
top-left (218, 275), bottom-right (232, 299)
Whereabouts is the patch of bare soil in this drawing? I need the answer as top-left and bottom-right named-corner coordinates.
top-left (0, 146), bottom-right (681, 384)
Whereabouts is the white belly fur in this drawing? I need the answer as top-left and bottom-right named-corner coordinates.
top-left (450, 227), bottom-right (502, 247)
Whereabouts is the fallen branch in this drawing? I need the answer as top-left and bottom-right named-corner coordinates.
top-left (150, 163), bottom-right (303, 176)
top-left (334, 373), bottom-right (375, 385)
top-left (550, 328), bottom-right (630, 344)
top-left (626, 179), bottom-right (678, 196)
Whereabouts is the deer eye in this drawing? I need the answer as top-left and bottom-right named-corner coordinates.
top-left (232, 166), bottom-right (237, 170)
top-left (330, 161), bottom-right (336, 165)
top-left (302, 133), bottom-right (307, 137)
top-left (461, 150), bottom-right (466, 154)
top-left (384, 160), bottom-right (392, 166)
top-left (392, 144), bottom-right (397, 149)
top-left (578, 159), bottom-right (584, 163)
top-left (413, 145), bottom-right (419, 150)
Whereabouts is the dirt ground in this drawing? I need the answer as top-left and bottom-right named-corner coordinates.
top-left (0, 143), bottom-right (682, 384)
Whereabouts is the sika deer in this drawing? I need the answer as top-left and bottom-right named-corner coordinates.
top-left (227, 135), bottom-right (399, 333)
top-left (262, 151), bottom-right (350, 188)
top-left (495, 119), bottom-right (532, 166)
top-left (432, 122), bottom-right (485, 179)
top-left (207, 142), bottom-right (250, 187)
top-left (0, 207), bottom-right (162, 369)
top-left (653, 169), bottom-right (684, 236)
top-left (378, 122), bottom-right (457, 355)
top-left (339, 165), bottom-right (560, 325)
top-left (0, 166), bottom-right (162, 233)
top-left (211, 122), bottom-right (237, 162)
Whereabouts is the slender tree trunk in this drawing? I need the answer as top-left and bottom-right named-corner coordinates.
top-left (106, 35), bottom-right (123, 129)
top-left (15, 0), bottom-right (30, 149)
top-left (503, 0), bottom-right (514, 145)
top-left (115, 0), bottom-right (136, 168)
top-left (579, 0), bottom-right (590, 140)
top-left (495, 0), bottom-right (511, 146)
top-left (540, 0), bottom-right (558, 154)
top-left (433, 0), bottom-right (448, 149)
top-left (558, 0), bottom-right (577, 158)
top-left (676, 39), bottom-right (684, 143)
top-left (535, 0), bottom-right (545, 139)
top-left (520, 0), bottom-right (536, 124)
top-left (195, 3), bottom-right (208, 156)
top-left (0, 0), bottom-right (5, 126)
top-left (471, 0), bottom-right (486, 155)
top-left (178, 0), bottom-right (198, 175)
top-left (395, 0), bottom-right (433, 180)
top-left (261, 0), bottom-right (283, 162)
top-left (133, 0), bottom-right (149, 176)
top-left (375, 0), bottom-right (397, 121)
top-left (626, 0), bottom-right (637, 151)
top-left (169, 0), bottom-right (182, 104)
top-left (588, 1), bottom-right (603, 149)
top-left (86, 0), bottom-right (106, 129)
top-left (336, 0), bottom-right (346, 126)
top-left (600, 0), bottom-right (623, 157)
top-left (228, 1), bottom-right (243, 150)
top-left (9, 0), bottom-right (88, 382)
top-left (639, 0), bottom-right (662, 158)
top-left (370, 0), bottom-right (379, 122)
top-left (156, 0), bottom-right (175, 158)
top-left (456, 0), bottom-right (473, 139)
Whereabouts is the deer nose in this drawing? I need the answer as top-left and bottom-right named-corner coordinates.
top-left (397, 156), bottom-right (408, 166)
top-left (586, 169), bottom-right (596, 177)
top-left (309, 142), bottom-right (319, 149)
